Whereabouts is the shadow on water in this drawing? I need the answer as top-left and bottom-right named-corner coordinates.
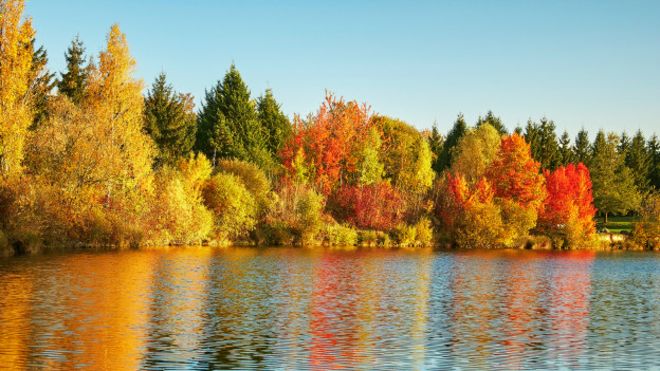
top-left (0, 248), bottom-right (658, 370)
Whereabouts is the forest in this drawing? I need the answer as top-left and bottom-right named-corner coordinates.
top-left (0, 0), bottom-right (658, 255)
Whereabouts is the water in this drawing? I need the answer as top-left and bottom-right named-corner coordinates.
top-left (0, 248), bottom-right (658, 370)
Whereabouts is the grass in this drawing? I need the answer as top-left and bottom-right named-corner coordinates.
top-left (595, 215), bottom-right (638, 234)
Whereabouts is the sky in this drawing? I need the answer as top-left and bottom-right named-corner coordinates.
top-left (26, 0), bottom-right (660, 137)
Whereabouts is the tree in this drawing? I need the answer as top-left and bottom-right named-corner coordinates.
top-left (333, 182), bottom-right (404, 230)
top-left (355, 126), bottom-right (384, 186)
top-left (450, 123), bottom-right (501, 184)
top-left (524, 117), bottom-right (560, 169)
top-left (57, 35), bottom-right (89, 104)
top-left (618, 132), bottom-right (630, 156)
top-left (0, 0), bottom-right (35, 180)
top-left (589, 131), bottom-right (641, 223)
top-left (573, 128), bottom-right (590, 164)
top-left (558, 130), bottom-right (574, 165)
top-left (624, 130), bottom-right (651, 193)
top-left (476, 110), bottom-right (507, 135)
top-left (28, 39), bottom-right (55, 128)
top-left (648, 135), bottom-right (660, 190)
top-left (428, 122), bottom-right (444, 173)
top-left (202, 173), bottom-right (257, 243)
top-left (196, 64), bottom-right (270, 168)
top-left (435, 114), bottom-right (467, 171)
top-left (539, 163), bottom-right (596, 248)
top-left (144, 73), bottom-right (196, 166)
top-left (257, 88), bottom-right (291, 155)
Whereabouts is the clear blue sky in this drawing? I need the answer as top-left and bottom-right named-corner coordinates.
top-left (26, 0), bottom-right (660, 137)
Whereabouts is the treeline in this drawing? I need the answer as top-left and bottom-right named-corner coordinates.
top-left (0, 0), bottom-right (658, 255)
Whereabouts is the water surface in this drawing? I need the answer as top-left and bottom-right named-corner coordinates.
top-left (0, 248), bottom-right (658, 370)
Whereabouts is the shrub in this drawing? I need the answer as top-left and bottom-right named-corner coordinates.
top-left (217, 159), bottom-right (273, 215)
top-left (202, 173), bottom-right (257, 243)
top-left (332, 181), bottom-right (404, 230)
top-left (631, 193), bottom-right (660, 250)
top-left (414, 217), bottom-right (434, 246)
top-left (265, 182), bottom-right (325, 246)
top-left (321, 223), bottom-right (358, 246)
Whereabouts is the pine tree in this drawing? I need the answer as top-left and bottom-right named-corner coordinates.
top-left (435, 114), bottom-right (467, 171)
top-left (58, 35), bottom-right (89, 104)
top-left (647, 135), bottom-right (660, 190)
top-left (589, 131), bottom-right (640, 223)
top-left (624, 130), bottom-right (651, 193)
top-left (0, 0), bottom-right (35, 180)
top-left (573, 128), bottom-right (591, 164)
top-left (428, 121), bottom-right (444, 173)
top-left (476, 110), bottom-right (507, 135)
top-left (618, 131), bottom-right (630, 156)
top-left (524, 117), bottom-right (560, 169)
top-left (196, 64), bottom-right (270, 168)
top-left (144, 73), bottom-right (196, 167)
top-left (28, 40), bottom-right (55, 128)
top-left (257, 88), bottom-right (291, 155)
top-left (558, 130), bottom-right (574, 165)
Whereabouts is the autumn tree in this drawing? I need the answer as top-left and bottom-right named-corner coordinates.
top-left (144, 72), bottom-right (196, 166)
top-left (0, 0), bottom-right (35, 180)
top-left (450, 123), bottom-right (501, 184)
top-left (58, 35), bottom-right (90, 104)
top-left (202, 173), bottom-right (257, 243)
top-left (589, 131), bottom-right (641, 223)
top-left (538, 163), bottom-right (596, 248)
top-left (257, 88), bottom-right (291, 155)
top-left (435, 114), bottom-right (467, 171)
top-left (332, 182), bottom-right (404, 230)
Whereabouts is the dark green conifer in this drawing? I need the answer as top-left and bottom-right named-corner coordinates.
top-left (435, 114), bottom-right (467, 171)
top-left (58, 36), bottom-right (89, 104)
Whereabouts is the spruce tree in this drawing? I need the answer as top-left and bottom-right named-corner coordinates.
top-left (196, 64), bottom-right (270, 168)
top-left (29, 40), bottom-right (55, 128)
top-left (257, 88), bottom-right (291, 155)
top-left (476, 110), bottom-right (507, 135)
top-left (573, 128), bottom-right (591, 164)
top-left (144, 73), bottom-right (197, 167)
top-left (647, 135), bottom-right (660, 190)
top-left (618, 131), bottom-right (630, 156)
top-left (58, 36), bottom-right (89, 104)
top-left (624, 130), bottom-right (651, 193)
top-left (435, 114), bottom-right (467, 171)
top-left (589, 131), bottom-right (640, 223)
top-left (524, 117), bottom-right (560, 169)
top-left (428, 121), bottom-right (444, 173)
top-left (558, 130), bottom-right (574, 165)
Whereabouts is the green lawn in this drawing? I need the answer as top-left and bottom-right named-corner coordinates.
top-left (595, 215), bottom-right (638, 234)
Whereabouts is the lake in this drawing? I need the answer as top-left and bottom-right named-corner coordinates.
top-left (0, 248), bottom-right (658, 370)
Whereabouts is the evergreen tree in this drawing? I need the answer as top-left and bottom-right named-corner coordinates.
top-left (523, 117), bottom-right (560, 169)
top-left (476, 110), bottom-right (507, 135)
top-left (435, 114), bottom-right (467, 171)
top-left (624, 130), bottom-right (651, 193)
top-left (196, 64), bottom-right (270, 168)
top-left (558, 130), bottom-right (574, 165)
top-left (513, 126), bottom-right (523, 135)
top-left (647, 135), bottom-right (660, 190)
top-left (58, 35), bottom-right (89, 104)
top-left (29, 40), bottom-right (55, 128)
top-left (589, 131), bottom-right (641, 223)
top-left (428, 121), bottom-right (444, 173)
top-left (257, 88), bottom-right (291, 155)
top-left (618, 131), bottom-right (630, 156)
top-left (573, 128), bottom-right (591, 164)
top-left (144, 73), bottom-right (197, 167)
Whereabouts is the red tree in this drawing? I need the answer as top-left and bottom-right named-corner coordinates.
top-left (539, 163), bottom-right (596, 240)
top-left (332, 182), bottom-right (403, 230)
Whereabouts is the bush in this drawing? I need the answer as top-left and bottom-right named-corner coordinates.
top-left (414, 217), bottom-right (434, 246)
top-left (217, 159), bottom-right (273, 215)
top-left (631, 193), bottom-right (660, 250)
top-left (321, 223), bottom-right (358, 246)
top-left (202, 173), bottom-right (257, 243)
top-left (331, 181), bottom-right (404, 230)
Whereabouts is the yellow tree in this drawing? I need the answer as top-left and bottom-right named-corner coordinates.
top-left (83, 24), bottom-right (154, 213)
top-left (0, 0), bottom-right (34, 180)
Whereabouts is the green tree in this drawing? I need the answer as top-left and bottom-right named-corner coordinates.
top-left (648, 135), bottom-right (660, 190)
top-left (356, 126), bottom-right (384, 185)
top-left (435, 114), bottom-right (467, 171)
top-left (589, 131), bottom-right (641, 223)
top-left (573, 128), bottom-right (590, 164)
top-left (618, 131), bottom-right (630, 156)
top-left (28, 39), bottom-right (55, 128)
top-left (624, 130), bottom-right (651, 193)
top-left (57, 35), bottom-right (89, 104)
top-left (524, 117), bottom-right (560, 169)
top-left (202, 173), bottom-right (257, 243)
top-left (257, 88), bottom-right (291, 155)
top-left (476, 110), bottom-right (507, 135)
top-left (196, 64), bottom-right (270, 168)
top-left (144, 73), bottom-right (196, 167)
top-left (558, 130), bottom-right (574, 165)
top-left (428, 122), bottom-right (444, 173)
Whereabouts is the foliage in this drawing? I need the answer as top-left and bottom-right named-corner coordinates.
top-left (573, 129), bottom-right (591, 164)
top-left (202, 173), bottom-right (257, 243)
top-left (589, 131), bottom-right (641, 221)
top-left (558, 130), bottom-right (574, 165)
top-left (476, 110), bottom-right (507, 135)
top-left (355, 126), bottom-right (385, 185)
top-left (450, 123), bottom-right (501, 184)
top-left (624, 130), bottom-right (652, 193)
top-left (320, 223), bottom-right (358, 246)
top-left (434, 114), bottom-right (467, 171)
top-left (524, 117), bottom-right (560, 170)
top-left (631, 193), bottom-right (660, 250)
top-left (257, 88), bottom-right (291, 155)
top-left (144, 73), bottom-right (196, 166)
top-left (538, 163), bottom-right (596, 248)
top-left (332, 181), bottom-right (404, 231)
top-left (217, 159), bottom-right (273, 216)
top-left (263, 182), bottom-right (325, 245)
top-left (57, 35), bottom-right (89, 105)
